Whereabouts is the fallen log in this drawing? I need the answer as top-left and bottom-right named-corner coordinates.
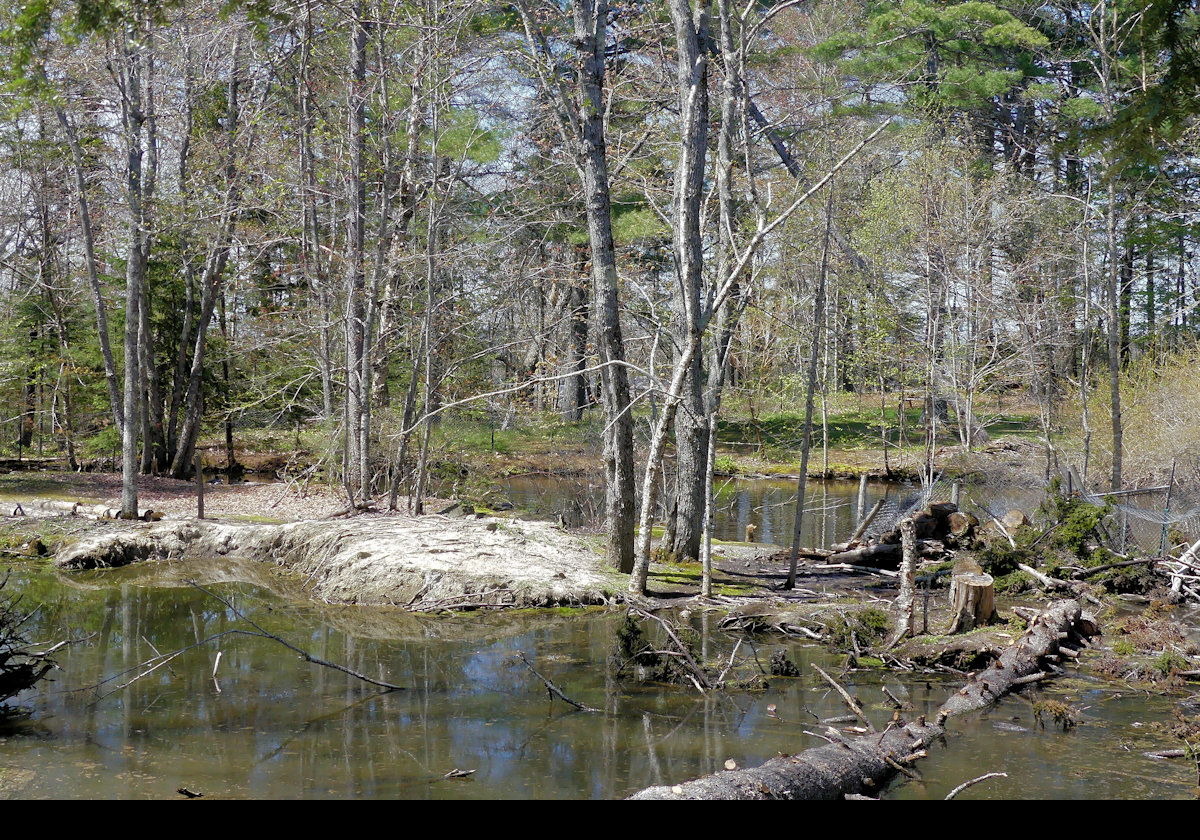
top-left (825, 542), bottom-right (899, 565)
top-left (627, 599), bottom-right (1091, 800)
top-left (935, 599), bottom-right (1087, 722)
top-left (825, 539), bottom-right (946, 569)
top-left (2, 498), bottom-right (165, 521)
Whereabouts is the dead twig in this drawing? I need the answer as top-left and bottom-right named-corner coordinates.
top-left (187, 581), bottom-right (404, 691)
top-left (142, 634), bottom-right (176, 677)
top-left (81, 628), bottom-right (271, 703)
top-left (816, 563), bottom-right (898, 578)
top-left (845, 499), bottom-right (886, 547)
top-left (716, 638), bottom-right (744, 686)
top-left (812, 663), bottom-right (876, 734)
top-left (269, 464), bottom-right (318, 510)
top-left (944, 771), bottom-right (1007, 800)
top-left (514, 652), bottom-right (599, 712)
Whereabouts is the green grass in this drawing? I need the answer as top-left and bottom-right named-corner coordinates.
top-left (984, 415), bottom-right (1042, 438)
top-left (717, 405), bottom-right (1041, 455)
top-left (428, 411), bottom-right (606, 455)
top-left (507, 605), bottom-right (603, 617)
top-left (653, 563), bottom-right (702, 588)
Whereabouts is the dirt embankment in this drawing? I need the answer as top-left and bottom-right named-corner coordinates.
top-left (54, 513), bottom-right (623, 610)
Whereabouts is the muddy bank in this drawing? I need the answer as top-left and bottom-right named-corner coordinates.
top-left (54, 514), bottom-right (623, 610)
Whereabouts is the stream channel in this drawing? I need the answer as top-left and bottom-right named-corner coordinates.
top-left (1, 476), bottom-right (1196, 799)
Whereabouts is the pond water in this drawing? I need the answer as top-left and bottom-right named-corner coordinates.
top-left (496, 474), bottom-right (1045, 548)
top-left (497, 473), bottom-right (1182, 555)
top-left (2, 558), bottom-right (1197, 799)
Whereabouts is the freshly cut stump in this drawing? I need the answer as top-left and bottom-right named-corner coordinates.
top-left (947, 572), bottom-right (997, 633)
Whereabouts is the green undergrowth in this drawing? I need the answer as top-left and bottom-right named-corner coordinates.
top-left (969, 484), bottom-right (1160, 597)
top-left (647, 558), bottom-right (756, 596)
top-left (715, 400), bottom-right (1041, 460)
top-left (428, 410), bottom-right (606, 459)
top-left (0, 473), bottom-right (93, 503)
top-left (1036, 485), bottom-right (1161, 595)
top-left (1033, 699), bottom-right (1079, 730)
top-left (507, 605), bottom-right (602, 617)
top-left (828, 606), bottom-right (891, 650)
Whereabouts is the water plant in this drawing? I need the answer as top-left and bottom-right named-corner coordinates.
top-left (1033, 699), bottom-right (1078, 731)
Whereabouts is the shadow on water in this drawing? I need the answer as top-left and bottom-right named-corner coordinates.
top-left (1, 555), bottom-right (1197, 799)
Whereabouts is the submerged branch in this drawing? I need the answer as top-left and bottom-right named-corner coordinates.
top-left (514, 652), bottom-right (599, 712)
top-left (187, 582), bottom-right (405, 691)
top-left (944, 772), bottom-right (1007, 800)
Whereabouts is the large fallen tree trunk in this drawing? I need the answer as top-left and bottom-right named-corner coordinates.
top-left (824, 539), bottom-right (947, 569)
top-left (628, 599), bottom-right (1092, 800)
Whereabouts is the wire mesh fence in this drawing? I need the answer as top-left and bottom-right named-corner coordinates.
top-left (861, 464), bottom-right (1200, 556)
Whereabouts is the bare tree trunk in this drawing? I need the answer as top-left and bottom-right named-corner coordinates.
top-left (889, 518), bottom-right (917, 645)
top-left (356, 11), bottom-right (400, 501)
top-left (572, 0), bottom-right (636, 573)
top-left (343, 1), bottom-right (369, 501)
top-left (411, 149), bottom-right (444, 516)
top-left (665, 0), bottom-right (711, 565)
top-left (516, 0), bottom-right (636, 570)
top-left (371, 39), bottom-right (424, 412)
top-left (166, 45), bottom-right (195, 459)
top-left (297, 1), bottom-right (335, 422)
top-left (139, 30), bottom-right (164, 475)
top-left (218, 289), bottom-right (235, 479)
top-left (701, 5), bottom-right (743, 594)
top-left (169, 37), bottom-right (244, 478)
top-left (387, 330), bottom-right (424, 510)
top-left (54, 107), bottom-right (124, 436)
top-left (560, 272), bottom-right (589, 422)
top-left (118, 27), bottom-right (147, 519)
top-left (1105, 178), bottom-right (1123, 492)
top-left (786, 194), bottom-right (832, 588)
top-left (628, 119), bottom-right (889, 592)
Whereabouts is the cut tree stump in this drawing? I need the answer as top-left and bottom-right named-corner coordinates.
top-left (947, 571), bottom-right (998, 633)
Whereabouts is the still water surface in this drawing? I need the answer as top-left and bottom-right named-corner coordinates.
top-left (2, 559), bottom-right (1195, 799)
top-left (498, 474), bottom-right (1046, 547)
top-left (499, 473), bottom-right (1174, 553)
